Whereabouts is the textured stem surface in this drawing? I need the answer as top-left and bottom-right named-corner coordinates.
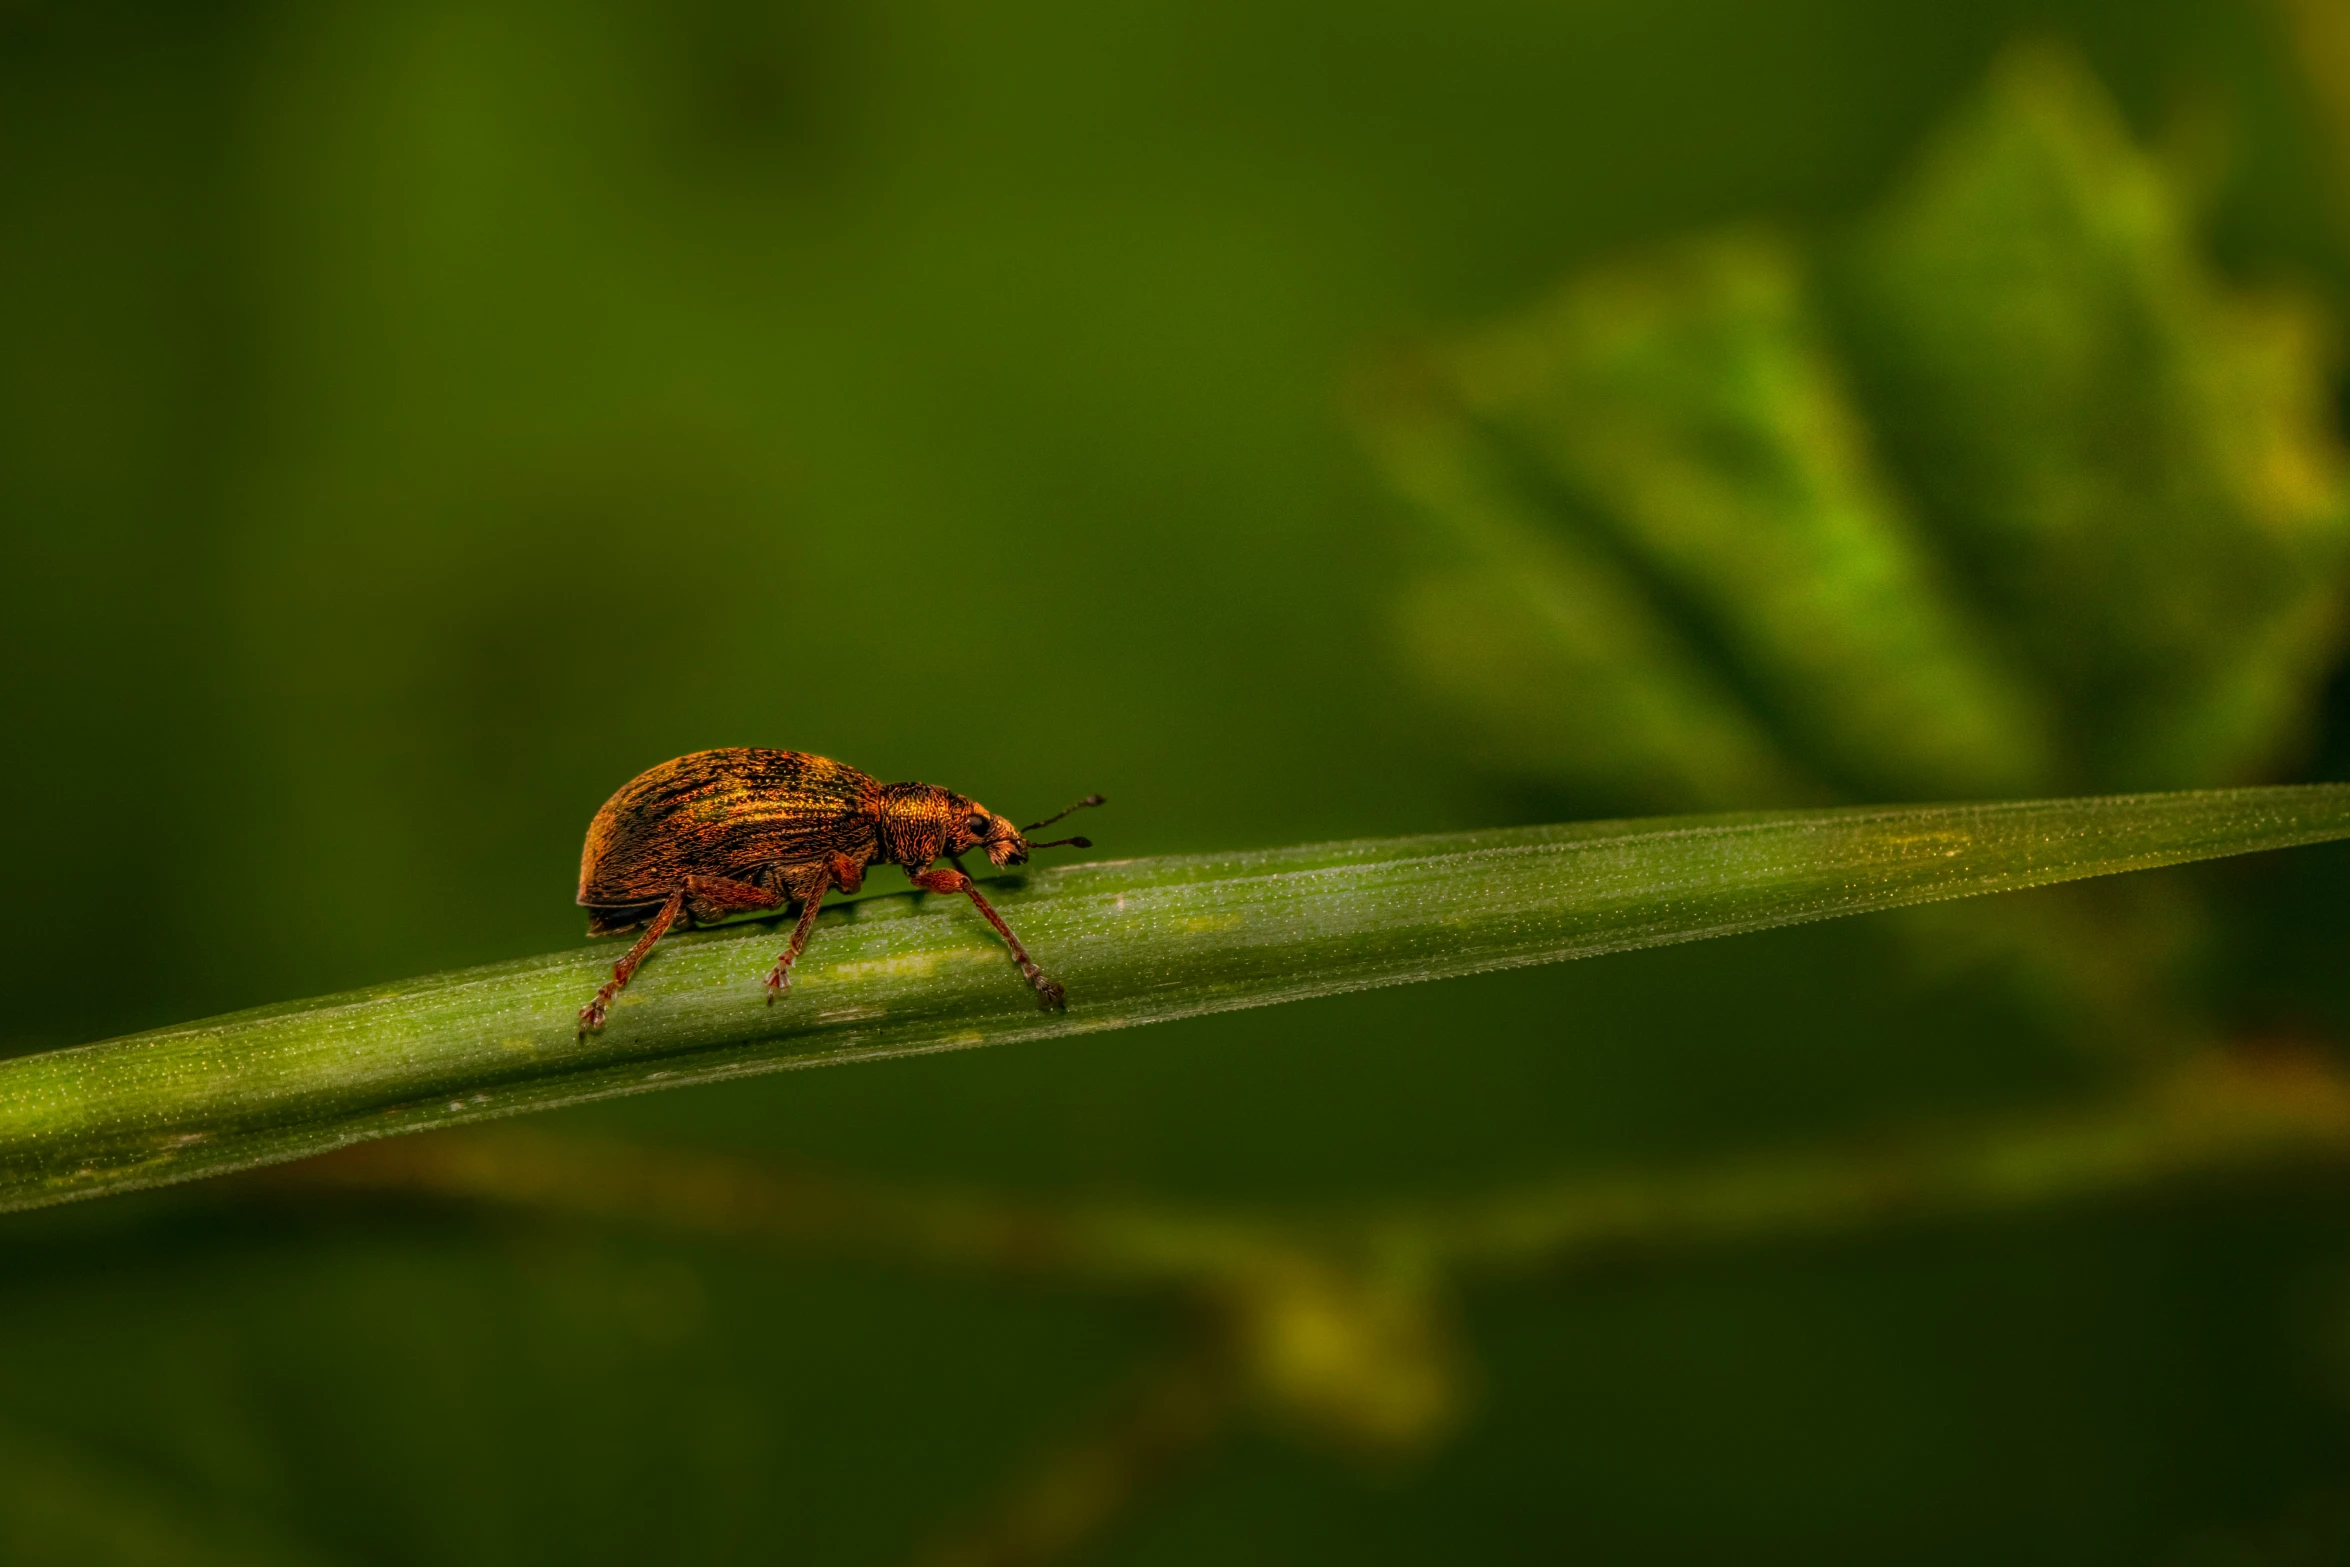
top-left (6, 786), bottom-right (2350, 1212)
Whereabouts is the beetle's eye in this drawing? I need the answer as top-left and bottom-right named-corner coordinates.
top-left (965, 812), bottom-right (989, 836)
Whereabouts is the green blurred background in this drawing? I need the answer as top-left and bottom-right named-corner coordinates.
top-left (16, 0), bottom-right (2350, 1561)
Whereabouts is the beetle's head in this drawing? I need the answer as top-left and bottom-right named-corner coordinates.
top-left (937, 791), bottom-right (1106, 868)
top-left (890, 784), bottom-right (1105, 870)
top-left (944, 799), bottom-right (1032, 868)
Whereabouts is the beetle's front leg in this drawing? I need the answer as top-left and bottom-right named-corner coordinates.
top-left (908, 866), bottom-right (1066, 1012)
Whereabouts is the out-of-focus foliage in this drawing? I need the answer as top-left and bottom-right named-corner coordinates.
top-left (1376, 233), bottom-right (2052, 805)
top-left (1364, 45), bottom-right (2350, 812)
top-left (1843, 47), bottom-right (2350, 791)
top-left (13, 2), bottom-right (2350, 1564)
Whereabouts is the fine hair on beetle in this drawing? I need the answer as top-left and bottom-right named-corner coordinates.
top-left (573, 751), bottom-right (1105, 1032)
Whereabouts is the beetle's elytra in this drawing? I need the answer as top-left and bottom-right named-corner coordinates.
top-left (574, 748), bottom-right (1102, 1032)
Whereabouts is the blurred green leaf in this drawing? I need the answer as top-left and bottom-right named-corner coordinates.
top-left (1838, 44), bottom-right (2350, 789)
top-left (1441, 233), bottom-right (2053, 802)
top-left (1360, 368), bottom-right (1811, 807)
top-left (1368, 43), bottom-right (2350, 805)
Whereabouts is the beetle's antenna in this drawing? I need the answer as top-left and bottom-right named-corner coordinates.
top-left (1027, 835), bottom-right (1092, 850)
top-left (1022, 794), bottom-right (1106, 833)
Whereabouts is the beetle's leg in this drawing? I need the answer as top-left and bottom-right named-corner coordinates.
top-left (583, 876), bottom-right (781, 1031)
top-left (579, 885), bottom-right (686, 1033)
top-left (764, 867), bottom-right (835, 998)
top-left (908, 866), bottom-right (1067, 1012)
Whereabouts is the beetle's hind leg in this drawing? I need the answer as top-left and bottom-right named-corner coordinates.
top-left (579, 874), bottom-right (781, 1033)
top-left (579, 886), bottom-right (686, 1034)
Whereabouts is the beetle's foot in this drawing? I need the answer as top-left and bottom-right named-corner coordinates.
top-left (1015, 956), bottom-right (1066, 1012)
top-left (577, 997), bottom-right (609, 1035)
top-left (764, 962), bottom-right (792, 1001)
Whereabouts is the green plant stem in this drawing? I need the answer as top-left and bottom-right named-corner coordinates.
top-left (8, 785), bottom-right (2350, 1213)
top-left (273, 1046), bottom-right (2350, 1286)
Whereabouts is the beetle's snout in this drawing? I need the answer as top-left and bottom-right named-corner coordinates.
top-left (982, 813), bottom-right (1029, 867)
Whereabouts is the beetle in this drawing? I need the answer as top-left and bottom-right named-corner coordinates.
top-left (574, 748), bottom-right (1102, 1032)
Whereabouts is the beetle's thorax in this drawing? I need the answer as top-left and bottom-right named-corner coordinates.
top-left (876, 782), bottom-right (961, 868)
top-left (878, 780), bottom-right (1029, 869)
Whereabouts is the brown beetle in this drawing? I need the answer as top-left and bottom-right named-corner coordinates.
top-left (574, 748), bottom-right (1102, 1032)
